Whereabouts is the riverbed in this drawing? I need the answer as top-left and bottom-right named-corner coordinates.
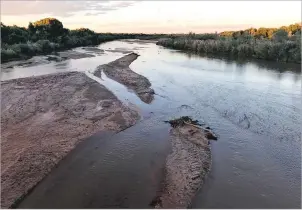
top-left (1, 40), bottom-right (301, 208)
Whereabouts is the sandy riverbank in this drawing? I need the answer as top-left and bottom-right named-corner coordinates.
top-left (1, 50), bottom-right (95, 69)
top-left (1, 71), bottom-right (139, 208)
top-left (95, 53), bottom-right (155, 104)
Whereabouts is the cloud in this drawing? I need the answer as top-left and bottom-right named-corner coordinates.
top-left (83, 1), bottom-right (136, 16)
top-left (84, 12), bottom-right (106, 16)
top-left (1, 1), bottom-right (137, 17)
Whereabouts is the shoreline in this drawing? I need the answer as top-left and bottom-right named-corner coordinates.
top-left (1, 38), bottom-right (159, 65)
top-left (1, 49), bottom-right (214, 209)
top-left (156, 40), bottom-right (301, 65)
top-left (1, 50), bottom-right (97, 70)
top-left (1, 71), bottom-right (140, 208)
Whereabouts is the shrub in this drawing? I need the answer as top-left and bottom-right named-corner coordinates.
top-left (1, 48), bottom-right (18, 61)
top-left (35, 40), bottom-right (53, 52)
top-left (157, 35), bottom-right (301, 63)
top-left (272, 29), bottom-right (288, 42)
top-left (10, 44), bottom-right (22, 54)
top-left (237, 43), bottom-right (253, 57)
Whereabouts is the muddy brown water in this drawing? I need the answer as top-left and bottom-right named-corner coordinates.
top-left (1, 40), bottom-right (301, 208)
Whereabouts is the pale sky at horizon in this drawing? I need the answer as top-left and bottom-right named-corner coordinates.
top-left (1, 1), bottom-right (301, 33)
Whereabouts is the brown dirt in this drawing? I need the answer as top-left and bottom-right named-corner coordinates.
top-left (153, 125), bottom-right (212, 208)
top-left (94, 53), bottom-right (155, 104)
top-left (1, 71), bottom-right (140, 208)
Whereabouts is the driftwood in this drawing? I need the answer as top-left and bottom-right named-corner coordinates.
top-left (183, 121), bottom-right (202, 129)
top-left (165, 116), bottom-right (218, 140)
top-left (164, 116), bottom-right (202, 128)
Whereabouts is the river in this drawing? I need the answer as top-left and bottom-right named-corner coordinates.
top-left (1, 40), bottom-right (301, 208)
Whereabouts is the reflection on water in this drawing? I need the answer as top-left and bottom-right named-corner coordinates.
top-left (173, 50), bottom-right (301, 74)
top-left (1, 40), bottom-right (301, 209)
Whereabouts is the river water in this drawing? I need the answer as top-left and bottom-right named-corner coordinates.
top-left (1, 40), bottom-right (301, 208)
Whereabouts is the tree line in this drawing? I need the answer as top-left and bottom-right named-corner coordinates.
top-left (1, 18), bottom-right (166, 62)
top-left (157, 23), bottom-right (301, 63)
top-left (220, 23), bottom-right (301, 39)
top-left (1, 18), bottom-right (301, 64)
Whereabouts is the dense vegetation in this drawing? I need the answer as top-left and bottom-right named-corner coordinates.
top-left (1, 18), bottom-right (166, 62)
top-left (1, 18), bottom-right (301, 64)
top-left (157, 23), bottom-right (301, 63)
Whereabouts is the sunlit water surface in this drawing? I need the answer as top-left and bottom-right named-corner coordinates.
top-left (2, 40), bottom-right (301, 209)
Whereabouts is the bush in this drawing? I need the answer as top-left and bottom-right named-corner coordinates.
top-left (10, 44), bottom-right (22, 54)
top-left (1, 48), bottom-right (18, 61)
top-left (35, 40), bottom-right (54, 52)
top-left (272, 29), bottom-right (288, 42)
top-left (237, 43), bottom-right (253, 57)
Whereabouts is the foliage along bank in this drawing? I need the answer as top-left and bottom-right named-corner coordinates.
top-left (157, 23), bottom-right (301, 63)
top-left (1, 18), bottom-right (166, 63)
top-left (2, 18), bottom-right (301, 64)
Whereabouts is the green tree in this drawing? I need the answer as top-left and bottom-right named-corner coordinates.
top-left (272, 29), bottom-right (288, 42)
top-left (28, 22), bottom-right (36, 34)
top-left (33, 18), bottom-right (64, 41)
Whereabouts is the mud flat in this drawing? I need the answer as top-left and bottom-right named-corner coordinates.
top-left (123, 39), bottom-right (158, 44)
top-left (95, 53), bottom-right (155, 104)
top-left (105, 48), bottom-right (134, 54)
top-left (1, 71), bottom-right (139, 208)
top-left (57, 50), bottom-right (95, 60)
top-left (152, 122), bottom-right (214, 208)
top-left (105, 49), bottom-right (132, 54)
top-left (80, 47), bottom-right (105, 55)
top-left (1, 50), bottom-right (95, 69)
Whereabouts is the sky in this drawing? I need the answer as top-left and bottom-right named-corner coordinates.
top-left (1, 1), bottom-right (301, 33)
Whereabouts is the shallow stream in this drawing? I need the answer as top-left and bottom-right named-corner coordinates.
top-left (2, 40), bottom-right (301, 208)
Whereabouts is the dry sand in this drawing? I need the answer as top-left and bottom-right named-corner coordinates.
top-left (95, 53), bottom-right (155, 104)
top-left (1, 71), bottom-right (139, 208)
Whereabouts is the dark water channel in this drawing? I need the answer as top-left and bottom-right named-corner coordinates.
top-left (2, 40), bottom-right (301, 208)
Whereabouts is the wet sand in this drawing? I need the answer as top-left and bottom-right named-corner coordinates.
top-left (1, 50), bottom-right (95, 69)
top-left (95, 53), bottom-right (155, 104)
top-left (1, 71), bottom-right (139, 208)
top-left (152, 124), bottom-right (213, 208)
top-left (81, 47), bottom-right (105, 54)
top-left (123, 39), bottom-right (158, 44)
top-left (105, 49), bottom-right (133, 54)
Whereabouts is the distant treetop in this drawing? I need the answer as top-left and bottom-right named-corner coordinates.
top-left (219, 23), bottom-right (301, 39)
top-left (33, 18), bottom-right (63, 28)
